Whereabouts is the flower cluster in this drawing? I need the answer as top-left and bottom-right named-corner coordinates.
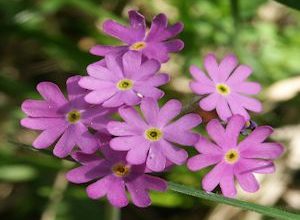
top-left (21, 10), bottom-right (283, 207)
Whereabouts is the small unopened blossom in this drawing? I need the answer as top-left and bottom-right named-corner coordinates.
top-left (90, 10), bottom-right (184, 63)
top-left (107, 98), bottom-right (201, 172)
top-left (79, 51), bottom-right (169, 107)
top-left (187, 115), bottom-right (284, 197)
top-left (66, 147), bottom-right (167, 208)
top-left (21, 76), bottom-right (113, 158)
top-left (190, 53), bottom-right (262, 121)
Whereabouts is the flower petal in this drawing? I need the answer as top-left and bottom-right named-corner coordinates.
top-left (146, 142), bottom-right (166, 172)
top-left (67, 75), bottom-right (86, 101)
top-left (157, 99), bottom-right (182, 127)
top-left (163, 129), bottom-right (199, 146)
top-left (164, 39), bottom-right (184, 52)
top-left (160, 139), bottom-right (188, 165)
top-left (241, 143), bottom-right (284, 160)
top-left (103, 19), bottom-right (136, 44)
top-left (110, 136), bottom-right (148, 151)
top-left (126, 177), bottom-right (151, 207)
top-left (90, 45), bottom-right (128, 57)
top-left (122, 51), bottom-right (142, 78)
top-left (189, 65), bottom-right (214, 86)
top-left (194, 136), bottom-right (223, 155)
top-left (118, 106), bottom-right (147, 130)
top-left (21, 100), bottom-right (60, 117)
top-left (21, 118), bottom-right (65, 130)
top-left (215, 97), bottom-right (232, 121)
top-left (84, 89), bottom-right (117, 105)
top-left (142, 42), bottom-right (169, 63)
top-left (146, 13), bottom-right (168, 41)
top-left (236, 172), bottom-right (259, 193)
top-left (106, 176), bottom-right (129, 207)
top-left (102, 92), bottom-right (124, 107)
top-left (66, 160), bottom-right (110, 183)
top-left (202, 162), bottom-right (229, 192)
top-left (107, 121), bottom-right (139, 136)
top-left (199, 93), bottom-right (220, 111)
top-left (190, 81), bottom-right (215, 95)
top-left (37, 82), bottom-right (67, 106)
top-left (33, 125), bottom-right (67, 149)
top-left (86, 62), bottom-right (117, 81)
top-left (223, 115), bottom-right (245, 149)
top-left (226, 95), bottom-right (250, 121)
top-left (75, 123), bottom-right (98, 154)
top-left (133, 59), bottom-right (161, 80)
top-left (232, 82), bottom-right (261, 95)
top-left (53, 125), bottom-right (76, 158)
top-left (187, 154), bottom-right (222, 171)
top-left (220, 170), bottom-right (237, 198)
top-left (206, 119), bottom-right (226, 148)
top-left (219, 54), bottom-right (238, 82)
top-left (141, 98), bottom-right (159, 126)
top-left (128, 10), bottom-right (146, 40)
top-left (226, 64), bottom-right (252, 85)
top-left (204, 54), bottom-right (220, 83)
top-left (86, 175), bottom-right (111, 199)
top-left (238, 126), bottom-right (273, 149)
top-left (231, 93), bottom-right (262, 113)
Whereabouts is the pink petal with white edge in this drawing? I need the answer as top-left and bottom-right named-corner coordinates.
top-left (219, 54), bottom-right (238, 82)
top-left (199, 93), bottom-right (220, 111)
top-left (146, 142), bottom-right (166, 172)
top-left (37, 82), bottom-right (67, 106)
top-left (187, 154), bottom-right (222, 171)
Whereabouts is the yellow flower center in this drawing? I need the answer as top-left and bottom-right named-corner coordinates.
top-left (216, 83), bottom-right (231, 96)
top-left (224, 149), bottom-right (239, 164)
top-left (67, 110), bottom-right (81, 123)
top-left (112, 163), bottom-right (130, 177)
top-left (116, 79), bottom-right (133, 91)
top-left (144, 128), bottom-right (163, 141)
top-left (130, 41), bottom-right (147, 51)
top-left (245, 120), bottom-right (251, 127)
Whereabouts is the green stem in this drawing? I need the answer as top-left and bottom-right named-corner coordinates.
top-left (168, 182), bottom-right (300, 220)
top-left (106, 203), bottom-right (121, 220)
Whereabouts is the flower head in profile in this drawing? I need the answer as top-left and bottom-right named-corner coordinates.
top-left (79, 51), bottom-right (169, 107)
top-left (187, 115), bottom-right (284, 197)
top-left (190, 53), bottom-right (262, 121)
top-left (21, 76), bottom-right (113, 158)
top-left (66, 146), bottom-right (167, 208)
top-left (90, 10), bottom-right (184, 63)
top-left (107, 98), bottom-right (201, 172)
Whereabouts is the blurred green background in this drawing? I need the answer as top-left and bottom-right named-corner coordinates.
top-left (1, 0), bottom-right (300, 219)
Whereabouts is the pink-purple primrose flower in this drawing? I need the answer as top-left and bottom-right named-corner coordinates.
top-left (79, 51), bottom-right (169, 107)
top-left (190, 53), bottom-right (262, 121)
top-left (20, 10), bottom-right (285, 208)
top-left (90, 10), bottom-right (184, 63)
top-left (21, 76), bottom-right (113, 158)
top-left (66, 146), bottom-right (167, 208)
top-left (107, 98), bottom-right (201, 172)
top-left (187, 115), bottom-right (284, 197)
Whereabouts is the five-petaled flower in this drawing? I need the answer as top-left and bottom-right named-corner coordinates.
top-left (187, 115), bottom-right (284, 197)
top-left (79, 51), bottom-right (169, 107)
top-left (107, 98), bottom-right (201, 172)
top-left (21, 76), bottom-right (113, 158)
top-left (66, 147), bottom-right (167, 208)
top-left (190, 53), bottom-right (262, 121)
top-left (90, 10), bottom-right (184, 63)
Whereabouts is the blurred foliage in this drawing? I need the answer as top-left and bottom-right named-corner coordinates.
top-left (0, 0), bottom-right (300, 219)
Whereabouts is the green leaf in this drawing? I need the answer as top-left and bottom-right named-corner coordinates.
top-left (275, 0), bottom-right (300, 10)
top-left (168, 182), bottom-right (300, 220)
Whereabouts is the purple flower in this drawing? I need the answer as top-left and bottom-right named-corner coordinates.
top-left (66, 147), bottom-right (167, 208)
top-left (79, 51), bottom-right (169, 107)
top-left (90, 10), bottom-right (184, 63)
top-left (21, 76), bottom-right (113, 158)
top-left (187, 115), bottom-right (284, 197)
top-left (107, 98), bottom-right (201, 172)
top-left (190, 53), bottom-right (262, 121)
